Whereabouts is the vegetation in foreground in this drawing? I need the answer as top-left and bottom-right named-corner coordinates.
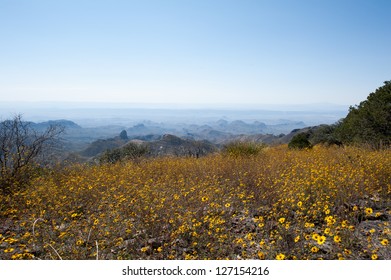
top-left (1, 145), bottom-right (390, 260)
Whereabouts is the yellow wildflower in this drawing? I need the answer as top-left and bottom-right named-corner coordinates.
top-left (4, 248), bottom-right (14, 253)
top-left (365, 208), bottom-right (373, 215)
top-left (344, 249), bottom-right (351, 255)
top-left (257, 251), bottom-right (265, 259)
top-left (311, 246), bottom-right (319, 253)
top-left (11, 253), bottom-right (24, 260)
top-left (317, 235), bottom-right (326, 245)
top-left (380, 239), bottom-right (389, 246)
top-left (325, 215), bottom-right (336, 225)
top-left (76, 239), bottom-right (84, 246)
top-left (312, 233), bottom-right (320, 241)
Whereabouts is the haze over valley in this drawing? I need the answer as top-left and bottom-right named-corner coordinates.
top-left (0, 101), bottom-right (348, 158)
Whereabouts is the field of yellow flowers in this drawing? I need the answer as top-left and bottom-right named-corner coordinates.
top-left (1, 145), bottom-right (390, 260)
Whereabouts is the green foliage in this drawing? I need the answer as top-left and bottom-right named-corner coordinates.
top-left (288, 132), bottom-right (312, 150)
top-left (335, 81), bottom-right (391, 148)
top-left (99, 142), bottom-right (149, 164)
top-left (222, 141), bottom-right (266, 157)
top-left (310, 125), bottom-right (342, 147)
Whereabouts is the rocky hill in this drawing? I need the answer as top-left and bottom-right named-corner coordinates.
top-left (79, 133), bottom-right (217, 160)
top-left (79, 137), bottom-right (128, 157)
top-left (145, 134), bottom-right (217, 157)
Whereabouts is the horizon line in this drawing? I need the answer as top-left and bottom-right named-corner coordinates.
top-left (0, 100), bottom-right (350, 108)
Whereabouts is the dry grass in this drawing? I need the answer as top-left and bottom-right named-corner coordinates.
top-left (1, 145), bottom-right (390, 260)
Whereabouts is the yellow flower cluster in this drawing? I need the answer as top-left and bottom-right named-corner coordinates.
top-left (0, 145), bottom-right (390, 260)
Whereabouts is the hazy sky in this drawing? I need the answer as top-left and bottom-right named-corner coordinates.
top-left (0, 0), bottom-right (390, 106)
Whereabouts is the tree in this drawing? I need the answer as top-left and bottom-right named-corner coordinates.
top-left (310, 124), bottom-right (342, 147)
top-left (288, 132), bottom-right (312, 150)
top-left (335, 81), bottom-right (391, 148)
top-left (0, 115), bottom-right (64, 194)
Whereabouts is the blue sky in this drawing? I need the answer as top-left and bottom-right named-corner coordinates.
top-left (0, 0), bottom-right (390, 106)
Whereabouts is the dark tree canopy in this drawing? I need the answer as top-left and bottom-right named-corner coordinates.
top-left (335, 81), bottom-right (391, 148)
top-left (288, 132), bottom-right (312, 150)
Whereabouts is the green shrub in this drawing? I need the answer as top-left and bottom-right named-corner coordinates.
top-left (99, 142), bottom-right (149, 164)
top-left (288, 133), bottom-right (312, 150)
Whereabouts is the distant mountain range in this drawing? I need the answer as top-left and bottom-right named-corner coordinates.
top-left (124, 119), bottom-right (306, 141)
top-left (30, 119), bottom-right (82, 130)
top-left (26, 118), bottom-right (334, 161)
